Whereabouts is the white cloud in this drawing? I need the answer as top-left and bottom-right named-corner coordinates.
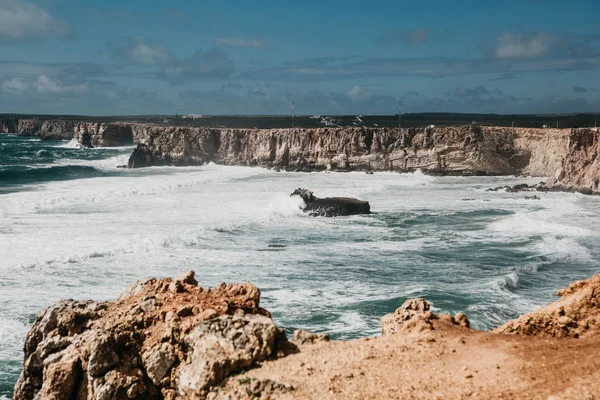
top-left (2, 77), bottom-right (27, 93)
top-left (495, 32), bottom-right (552, 59)
top-left (34, 75), bottom-right (88, 94)
top-left (347, 85), bottom-right (371, 101)
top-left (1, 75), bottom-right (88, 94)
top-left (127, 39), bottom-right (170, 65)
top-left (215, 36), bottom-right (265, 49)
top-left (0, 0), bottom-right (70, 40)
top-left (113, 37), bottom-right (171, 65)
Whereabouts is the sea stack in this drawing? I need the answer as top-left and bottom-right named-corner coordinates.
top-left (291, 188), bottom-right (371, 217)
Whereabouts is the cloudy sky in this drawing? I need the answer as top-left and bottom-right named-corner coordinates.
top-left (1, 0), bottom-right (599, 115)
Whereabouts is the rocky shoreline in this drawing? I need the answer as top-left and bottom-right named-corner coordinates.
top-left (13, 272), bottom-right (600, 399)
top-left (2, 116), bottom-right (600, 195)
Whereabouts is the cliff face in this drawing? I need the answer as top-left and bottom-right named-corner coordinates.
top-left (14, 273), bottom-right (600, 399)
top-left (16, 119), bottom-right (42, 136)
top-left (539, 128), bottom-right (600, 194)
top-left (128, 125), bottom-right (538, 175)
top-left (73, 123), bottom-right (136, 147)
top-left (4, 116), bottom-right (599, 194)
top-left (127, 125), bottom-right (600, 193)
top-left (1, 118), bottom-right (138, 146)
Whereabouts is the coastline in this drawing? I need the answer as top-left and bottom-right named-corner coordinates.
top-left (2, 116), bottom-right (599, 195)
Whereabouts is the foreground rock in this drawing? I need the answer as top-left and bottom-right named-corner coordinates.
top-left (13, 272), bottom-right (289, 400)
top-left (495, 274), bottom-right (600, 338)
top-left (291, 188), bottom-right (371, 217)
top-left (16, 273), bottom-right (600, 399)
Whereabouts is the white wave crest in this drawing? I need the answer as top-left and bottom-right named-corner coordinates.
top-left (535, 237), bottom-right (592, 262)
top-left (56, 139), bottom-right (82, 148)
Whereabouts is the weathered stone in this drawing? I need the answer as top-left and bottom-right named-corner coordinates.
top-left (381, 298), bottom-right (436, 335)
top-left (143, 343), bottom-right (177, 386)
top-left (14, 274), bottom-right (272, 400)
top-left (87, 334), bottom-right (119, 377)
top-left (177, 315), bottom-right (278, 396)
top-left (292, 330), bottom-right (331, 345)
top-left (176, 270), bottom-right (198, 286)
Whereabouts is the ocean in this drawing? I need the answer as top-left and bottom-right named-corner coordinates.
top-left (1, 134), bottom-right (600, 398)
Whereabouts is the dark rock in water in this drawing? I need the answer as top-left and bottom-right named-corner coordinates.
top-left (116, 165), bottom-right (127, 169)
top-left (486, 183), bottom-right (538, 193)
top-left (525, 195), bottom-right (541, 200)
top-left (128, 144), bottom-right (166, 168)
top-left (291, 188), bottom-right (371, 217)
top-left (79, 132), bottom-right (94, 149)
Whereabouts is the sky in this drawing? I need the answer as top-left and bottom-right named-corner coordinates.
top-left (0, 0), bottom-right (599, 116)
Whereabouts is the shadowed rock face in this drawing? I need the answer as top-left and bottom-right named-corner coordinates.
top-left (291, 188), bottom-right (371, 217)
top-left (0, 117), bottom-right (18, 133)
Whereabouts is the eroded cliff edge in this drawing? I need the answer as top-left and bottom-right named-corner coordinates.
top-left (3, 115), bottom-right (600, 194)
top-left (14, 272), bottom-right (600, 399)
top-left (126, 124), bottom-right (600, 193)
top-left (0, 117), bottom-right (141, 147)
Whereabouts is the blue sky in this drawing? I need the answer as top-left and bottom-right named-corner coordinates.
top-left (0, 0), bottom-right (599, 115)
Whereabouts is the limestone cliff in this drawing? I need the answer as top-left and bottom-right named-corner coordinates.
top-left (73, 123), bottom-right (137, 147)
top-left (1, 118), bottom-right (139, 146)
top-left (126, 125), bottom-right (600, 194)
top-left (4, 115), bottom-right (599, 194)
top-left (16, 119), bottom-right (42, 136)
top-left (539, 128), bottom-right (600, 194)
top-left (14, 273), bottom-right (600, 399)
top-left (127, 125), bottom-right (536, 175)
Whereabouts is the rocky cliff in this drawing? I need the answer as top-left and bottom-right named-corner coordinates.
top-left (125, 125), bottom-right (573, 175)
top-left (14, 272), bottom-right (600, 399)
top-left (4, 116), bottom-right (599, 193)
top-left (538, 128), bottom-right (600, 194)
top-left (0, 118), bottom-right (139, 146)
top-left (72, 123), bottom-right (137, 147)
top-left (127, 125), bottom-right (600, 194)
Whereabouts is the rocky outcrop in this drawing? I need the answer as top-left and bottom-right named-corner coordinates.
top-left (1, 117), bottom-right (139, 146)
top-left (38, 120), bottom-right (76, 140)
top-left (16, 119), bottom-right (42, 136)
top-left (291, 188), bottom-right (371, 217)
top-left (495, 274), bottom-right (600, 338)
top-left (73, 123), bottom-right (135, 147)
top-left (13, 271), bottom-right (290, 400)
top-left (381, 298), bottom-right (469, 335)
top-left (15, 273), bottom-right (600, 399)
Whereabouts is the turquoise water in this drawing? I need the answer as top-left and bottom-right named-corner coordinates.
top-left (2, 134), bottom-right (600, 398)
